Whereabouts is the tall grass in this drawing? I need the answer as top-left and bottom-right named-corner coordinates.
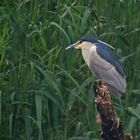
top-left (0, 0), bottom-right (140, 139)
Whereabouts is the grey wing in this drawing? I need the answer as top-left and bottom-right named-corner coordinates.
top-left (96, 42), bottom-right (126, 78)
top-left (88, 49), bottom-right (126, 95)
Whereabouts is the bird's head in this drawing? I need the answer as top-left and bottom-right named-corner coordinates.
top-left (66, 35), bottom-right (98, 50)
top-left (66, 35), bottom-right (114, 50)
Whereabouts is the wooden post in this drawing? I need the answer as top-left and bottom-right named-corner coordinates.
top-left (93, 80), bottom-right (133, 140)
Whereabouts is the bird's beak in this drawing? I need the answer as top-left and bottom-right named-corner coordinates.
top-left (66, 42), bottom-right (77, 50)
top-left (66, 44), bottom-right (74, 50)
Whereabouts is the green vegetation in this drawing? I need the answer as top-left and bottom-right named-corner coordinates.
top-left (0, 0), bottom-right (140, 139)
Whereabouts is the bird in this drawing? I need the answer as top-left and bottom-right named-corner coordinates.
top-left (66, 35), bottom-right (126, 97)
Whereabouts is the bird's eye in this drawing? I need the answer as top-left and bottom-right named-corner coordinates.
top-left (79, 40), bottom-right (83, 44)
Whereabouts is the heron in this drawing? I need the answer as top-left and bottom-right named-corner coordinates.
top-left (66, 35), bottom-right (126, 97)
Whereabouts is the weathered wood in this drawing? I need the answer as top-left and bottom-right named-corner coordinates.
top-left (93, 80), bottom-right (133, 140)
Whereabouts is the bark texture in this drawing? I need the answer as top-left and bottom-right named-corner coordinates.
top-left (93, 81), bottom-right (133, 140)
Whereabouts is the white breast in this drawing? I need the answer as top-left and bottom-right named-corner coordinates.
top-left (81, 42), bottom-right (97, 67)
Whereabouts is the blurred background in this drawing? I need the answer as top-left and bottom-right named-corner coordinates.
top-left (0, 0), bottom-right (140, 139)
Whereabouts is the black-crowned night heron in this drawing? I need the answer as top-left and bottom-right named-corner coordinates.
top-left (66, 35), bottom-right (126, 97)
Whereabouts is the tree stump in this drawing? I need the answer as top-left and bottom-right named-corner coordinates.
top-left (93, 80), bottom-right (133, 140)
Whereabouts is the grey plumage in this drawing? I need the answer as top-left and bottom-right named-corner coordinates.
top-left (81, 41), bottom-right (126, 96)
top-left (66, 35), bottom-right (126, 96)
